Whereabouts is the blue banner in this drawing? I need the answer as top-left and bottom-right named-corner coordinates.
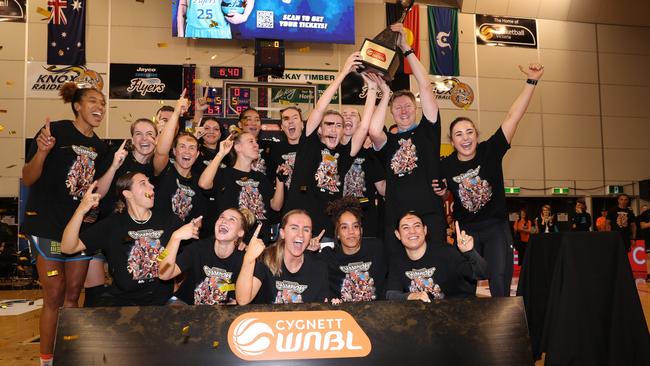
top-left (47, 0), bottom-right (86, 66)
top-left (428, 6), bottom-right (458, 76)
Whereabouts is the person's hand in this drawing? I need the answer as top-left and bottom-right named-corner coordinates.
top-left (361, 72), bottom-right (379, 93)
top-left (173, 216), bottom-right (202, 241)
top-left (110, 140), bottom-right (128, 170)
top-left (342, 52), bottom-right (362, 75)
top-left (389, 23), bottom-right (410, 51)
top-left (518, 63), bottom-right (544, 81)
top-left (431, 178), bottom-right (447, 197)
top-left (195, 84), bottom-right (210, 113)
top-left (36, 118), bottom-right (56, 154)
top-left (456, 221), bottom-right (474, 253)
top-left (307, 229), bottom-right (325, 252)
top-left (78, 181), bottom-right (100, 215)
top-left (407, 291), bottom-right (431, 302)
top-left (244, 224), bottom-right (265, 261)
top-left (217, 136), bottom-right (234, 158)
top-left (225, 11), bottom-right (249, 24)
top-left (276, 165), bottom-right (290, 183)
top-left (376, 76), bottom-right (391, 96)
top-left (176, 88), bottom-right (190, 115)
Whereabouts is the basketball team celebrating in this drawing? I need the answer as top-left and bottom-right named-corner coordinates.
top-left (23, 24), bottom-right (544, 363)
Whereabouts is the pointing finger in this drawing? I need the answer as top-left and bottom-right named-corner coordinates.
top-left (192, 216), bottom-right (203, 226)
top-left (203, 84), bottom-right (209, 98)
top-left (119, 139), bottom-right (127, 151)
top-left (455, 220), bottom-right (461, 237)
top-left (251, 223), bottom-right (263, 240)
top-left (180, 88), bottom-right (187, 98)
top-left (44, 117), bottom-right (51, 135)
top-left (316, 229), bottom-right (325, 241)
top-left (87, 180), bottom-right (98, 193)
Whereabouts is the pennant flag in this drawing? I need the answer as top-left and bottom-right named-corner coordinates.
top-left (385, 3), bottom-right (410, 91)
top-left (428, 6), bottom-right (459, 76)
top-left (47, 0), bottom-right (86, 65)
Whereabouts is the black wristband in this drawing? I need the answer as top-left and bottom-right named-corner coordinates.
top-left (403, 49), bottom-right (415, 57)
top-left (526, 78), bottom-right (538, 85)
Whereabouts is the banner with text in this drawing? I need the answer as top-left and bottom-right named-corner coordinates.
top-left (269, 69), bottom-right (339, 104)
top-left (476, 14), bottom-right (537, 48)
top-left (26, 62), bottom-right (107, 98)
top-left (109, 64), bottom-right (183, 100)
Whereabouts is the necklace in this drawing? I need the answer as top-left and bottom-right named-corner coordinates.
top-left (130, 210), bottom-right (152, 225)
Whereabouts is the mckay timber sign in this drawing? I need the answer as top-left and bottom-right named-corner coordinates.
top-left (269, 69), bottom-right (339, 104)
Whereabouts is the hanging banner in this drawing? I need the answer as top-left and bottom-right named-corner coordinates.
top-left (0, 0), bottom-right (26, 22)
top-left (26, 62), bottom-right (107, 98)
top-left (47, 0), bottom-right (86, 65)
top-left (268, 69), bottom-right (339, 104)
top-left (418, 75), bottom-right (478, 110)
top-left (476, 14), bottom-right (537, 48)
top-left (109, 64), bottom-right (183, 100)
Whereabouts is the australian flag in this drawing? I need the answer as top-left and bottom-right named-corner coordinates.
top-left (47, 0), bottom-right (86, 65)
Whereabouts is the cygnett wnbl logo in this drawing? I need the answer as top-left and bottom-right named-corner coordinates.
top-left (227, 310), bottom-right (372, 361)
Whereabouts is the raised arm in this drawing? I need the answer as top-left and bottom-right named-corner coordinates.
top-left (154, 89), bottom-right (189, 175)
top-left (350, 74), bottom-right (379, 156)
top-left (306, 52), bottom-right (362, 136)
top-left (369, 77), bottom-right (391, 149)
top-left (270, 178), bottom-right (285, 211)
top-left (391, 23), bottom-right (438, 123)
top-left (159, 217), bottom-right (201, 280)
top-left (197, 137), bottom-right (233, 190)
top-left (22, 118), bottom-right (56, 187)
top-left (95, 140), bottom-right (128, 198)
top-left (235, 224), bottom-right (264, 305)
top-left (501, 64), bottom-right (544, 144)
top-left (61, 181), bottom-right (100, 254)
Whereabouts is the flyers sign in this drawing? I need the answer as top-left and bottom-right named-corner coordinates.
top-left (26, 62), bottom-right (107, 98)
top-left (228, 310), bottom-right (372, 361)
top-left (476, 15), bottom-right (537, 48)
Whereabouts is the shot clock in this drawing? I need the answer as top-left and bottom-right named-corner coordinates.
top-left (209, 66), bottom-right (244, 79)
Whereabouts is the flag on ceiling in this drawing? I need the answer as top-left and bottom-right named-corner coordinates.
top-left (428, 6), bottom-right (459, 76)
top-left (47, 0), bottom-right (86, 65)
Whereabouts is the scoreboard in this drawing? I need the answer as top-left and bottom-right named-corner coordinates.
top-left (202, 86), bottom-right (251, 117)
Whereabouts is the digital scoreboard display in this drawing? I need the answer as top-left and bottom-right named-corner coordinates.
top-left (203, 86), bottom-right (251, 117)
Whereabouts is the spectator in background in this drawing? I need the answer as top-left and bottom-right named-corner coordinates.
top-left (607, 193), bottom-right (636, 252)
top-left (635, 204), bottom-right (649, 281)
top-left (513, 209), bottom-right (532, 264)
top-left (535, 204), bottom-right (558, 233)
top-left (571, 199), bottom-right (592, 231)
top-left (596, 208), bottom-right (609, 232)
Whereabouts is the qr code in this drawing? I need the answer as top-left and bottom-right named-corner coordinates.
top-left (256, 10), bottom-right (274, 29)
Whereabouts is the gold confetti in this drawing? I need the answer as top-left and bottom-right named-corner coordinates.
top-left (47, 270), bottom-right (59, 277)
top-left (6, 164), bottom-right (16, 169)
top-left (298, 47), bottom-right (310, 53)
top-left (157, 248), bottom-right (169, 262)
top-left (1, 305), bottom-right (8, 309)
top-left (0, 124), bottom-right (4, 132)
top-left (208, 20), bottom-right (219, 28)
top-left (212, 341), bottom-right (220, 348)
top-left (36, 7), bottom-right (51, 18)
top-left (210, 54), bottom-right (217, 60)
top-left (5, 81), bottom-right (12, 86)
top-left (192, 79), bottom-right (203, 84)
top-left (58, 50), bottom-right (64, 56)
top-left (136, 0), bottom-right (145, 3)
top-left (182, 326), bottom-right (190, 336)
top-left (9, 130), bottom-right (17, 135)
top-left (157, 43), bottom-right (168, 48)
top-left (219, 283), bottom-right (235, 292)
top-left (0, 110), bottom-right (7, 113)
top-left (63, 335), bottom-right (79, 341)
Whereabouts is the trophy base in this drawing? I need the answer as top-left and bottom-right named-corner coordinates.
top-left (359, 38), bottom-right (400, 81)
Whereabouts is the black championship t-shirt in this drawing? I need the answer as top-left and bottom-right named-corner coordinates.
top-left (386, 243), bottom-right (486, 299)
top-left (607, 207), bottom-right (636, 243)
top-left (320, 238), bottom-right (387, 301)
top-left (285, 131), bottom-right (353, 237)
top-left (175, 238), bottom-right (244, 305)
top-left (153, 163), bottom-right (207, 224)
top-left (378, 115), bottom-right (443, 219)
top-left (342, 148), bottom-right (386, 237)
top-left (571, 212), bottom-right (592, 232)
top-left (79, 210), bottom-right (182, 305)
top-left (191, 144), bottom-right (219, 176)
top-left (253, 252), bottom-right (329, 304)
top-left (441, 127), bottom-right (510, 224)
top-left (266, 137), bottom-right (303, 193)
top-left (23, 120), bottom-right (110, 240)
top-left (99, 151), bottom-right (154, 219)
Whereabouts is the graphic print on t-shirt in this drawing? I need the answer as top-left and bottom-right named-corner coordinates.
top-left (251, 150), bottom-right (267, 175)
top-left (236, 178), bottom-right (267, 220)
top-left (171, 179), bottom-right (195, 221)
top-left (194, 265), bottom-right (234, 305)
top-left (406, 267), bottom-right (444, 299)
top-left (274, 280), bottom-right (308, 304)
top-left (390, 138), bottom-right (418, 176)
top-left (314, 149), bottom-right (341, 194)
top-left (343, 157), bottom-right (366, 198)
top-left (126, 229), bottom-right (164, 282)
top-left (452, 166), bottom-right (492, 213)
top-left (339, 261), bottom-right (376, 302)
top-left (66, 145), bottom-right (98, 199)
top-left (278, 152), bottom-right (297, 189)
top-left (616, 211), bottom-right (630, 228)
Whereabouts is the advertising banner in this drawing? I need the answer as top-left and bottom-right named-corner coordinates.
top-left (0, 0), bottom-right (26, 22)
top-left (476, 14), bottom-right (537, 48)
top-left (425, 75), bottom-right (478, 110)
top-left (109, 64), bottom-right (183, 100)
top-left (26, 62), bottom-right (107, 98)
top-left (268, 69), bottom-right (338, 104)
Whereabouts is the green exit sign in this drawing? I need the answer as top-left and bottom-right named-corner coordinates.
top-left (552, 187), bottom-right (570, 195)
top-left (607, 185), bottom-right (624, 195)
top-left (504, 186), bottom-right (521, 194)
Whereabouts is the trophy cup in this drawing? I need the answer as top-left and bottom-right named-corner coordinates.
top-left (359, 0), bottom-right (415, 81)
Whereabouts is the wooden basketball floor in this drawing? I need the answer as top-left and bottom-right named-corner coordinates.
top-left (1, 281), bottom-right (649, 365)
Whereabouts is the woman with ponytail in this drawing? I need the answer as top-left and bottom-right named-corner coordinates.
top-left (61, 172), bottom-right (183, 306)
top-left (235, 210), bottom-right (329, 305)
top-left (22, 82), bottom-right (112, 366)
top-left (159, 208), bottom-right (254, 304)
